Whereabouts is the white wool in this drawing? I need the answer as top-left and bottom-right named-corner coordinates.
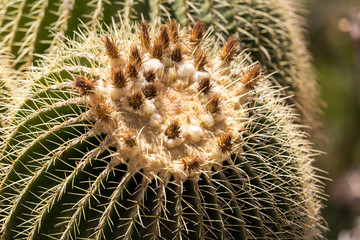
top-left (177, 61), bottom-right (195, 79)
top-left (211, 85), bottom-right (222, 95)
top-left (110, 87), bottom-right (126, 100)
top-left (189, 118), bottom-right (200, 126)
top-left (208, 148), bottom-right (223, 164)
top-left (193, 71), bottom-right (210, 82)
top-left (149, 113), bottom-right (163, 127)
top-left (214, 113), bottom-right (225, 123)
top-left (201, 114), bottom-right (215, 128)
top-left (141, 101), bottom-right (156, 116)
top-left (165, 136), bottom-right (184, 148)
top-left (186, 125), bottom-right (204, 142)
top-left (167, 68), bottom-right (177, 83)
top-left (144, 58), bottom-right (164, 74)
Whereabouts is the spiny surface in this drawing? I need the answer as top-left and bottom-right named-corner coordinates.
top-left (0, 53), bottom-right (25, 142)
top-left (0, 0), bottom-right (319, 130)
top-left (0, 21), bottom-right (324, 240)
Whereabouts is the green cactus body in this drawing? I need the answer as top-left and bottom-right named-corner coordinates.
top-left (0, 21), bottom-right (324, 239)
top-left (0, 80), bottom-right (10, 116)
top-left (0, 55), bottom-right (25, 140)
top-left (0, 0), bottom-right (318, 128)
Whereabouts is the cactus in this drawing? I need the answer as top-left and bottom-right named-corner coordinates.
top-left (0, 54), bottom-right (25, 140)
top-left (0, 20), bottom-right (324, 239)
top-left (0, 0), bottom-right (319, 128)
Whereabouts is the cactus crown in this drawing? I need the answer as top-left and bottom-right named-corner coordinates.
top-left (0, 20), bottom-right (324, 239)
top-left (0, 0), bottom-right (321, 131)
top-left (71, 20), bottom-right (256, 182)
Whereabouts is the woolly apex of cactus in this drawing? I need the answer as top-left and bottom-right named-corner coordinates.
top-left (0, 0), bottom-right (321, 134)
top-left (0, 20), bottom-right (325, 239)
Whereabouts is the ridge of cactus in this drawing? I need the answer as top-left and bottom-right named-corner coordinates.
top-left (0, 20), bottom-right (325, 240)
top-left (0, 0), bottom-right (319, 129)
top-left (0, 52), bottom-right (27, 142)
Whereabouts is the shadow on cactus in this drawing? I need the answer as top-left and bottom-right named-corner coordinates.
top-left (0, 21), bottom-right (325, 239)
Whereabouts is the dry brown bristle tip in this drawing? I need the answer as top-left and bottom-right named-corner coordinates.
top-left (74, 76), bottom-right (97, 96)
top-left (111, 68), bottom-right (127, 88)
top-left (190, 20), bottom-right (206, 45)
top-left (165, 121), bottom-right (181, 139)
top-left (218, 133), bottom-right (233, 153)
top-left (103, 36), bottom-right (120, 59)
top-left (128, 90), bottom-right (144, 109)
top-left (140, 21), bottom-right (151, 50)
top-left (221, 36), bottom-right (238, 62)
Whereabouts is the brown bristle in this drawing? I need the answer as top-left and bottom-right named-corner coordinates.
top-left (218, 133), bottom-right (233, 153)
top-left (198, 77), bottom-right (212, 94)
top-left (129, 46), bottom-right (142, 66)
top-left (123, 131), bottom-right (137, 147)
top-left (92, 100), bottom-right (113, 123)
top-left (151, 38), bottom-right (163, 59)
top-left (159, 26), bottom-right (170, 49)
top-left (194, 51), bottom-right (208, 71)
top-left (74, 76), bottom-right (97, 96)
top-left (168, 20), bottom-right (179, 42)
top-left (165, 121), bottom-right (181, 139)
top-left (103, 36), bottom-right (119, 59)
top-left (220, 36), bottom-right (238, 62)
top-left (140, 21), bottom-right (151, 50)
top-left (171, 43), bottom-right (183, 62)
top-left (182, 155), bottom-right (202, 171)
top-left (241, 63), bottom-right (264, 88)
top-left (111, 68), bottom-right (127, 88)
top-left (206, 96), bottom-right (221, 113)
top-left (128, 90), bottom-right (144, 110)
top-left (144, 70), bottom-right (156, 82)
top-left (126, 62), bottom-right (138, 78)
top-left (142, 83), bottom-right (158, 99)
top-left (189, 20), bottom-right (206, 45)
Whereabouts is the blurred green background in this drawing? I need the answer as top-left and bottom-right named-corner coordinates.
top-left (306, 0), bottom-right (360, 238)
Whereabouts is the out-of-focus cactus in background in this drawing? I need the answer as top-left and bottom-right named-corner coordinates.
top-left (306, 0), bottom-right (360, 238)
